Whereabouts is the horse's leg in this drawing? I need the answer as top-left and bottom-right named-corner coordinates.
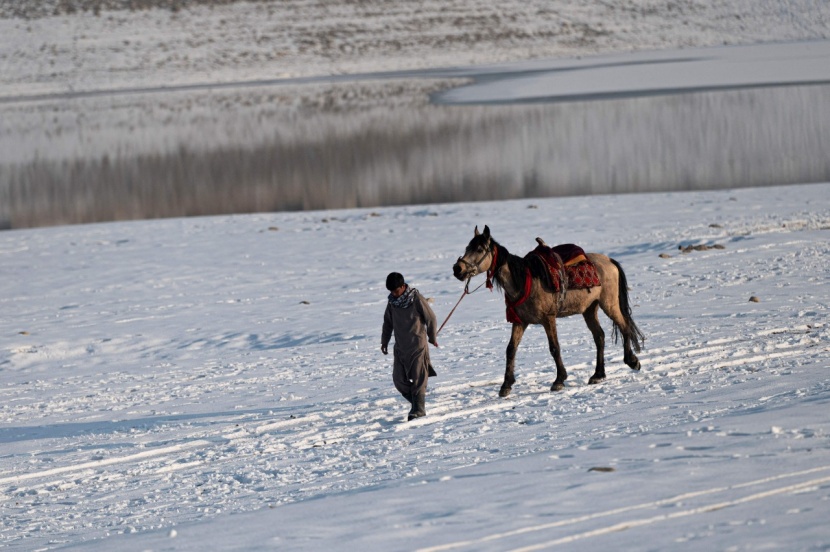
top-left (623, 334), bottom-right (641, 371)
top-left (500, 323), bottom-right (525, 397)
top-left (600, 304), bottom-right (641, 371)
top-left (543, 316), bottom-right (568, 391)
top-left (583, 301), bottom-right (606, 384)
top-left (599, 259), bottom-right (643, 370)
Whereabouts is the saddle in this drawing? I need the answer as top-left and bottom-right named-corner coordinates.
top-left (527, 243), bottom-right (600, 292)
top-left (502, 241), bottom-right (602, 325)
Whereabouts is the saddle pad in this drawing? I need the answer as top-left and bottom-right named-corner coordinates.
top-left (566, 260), bottom-right (601, 290)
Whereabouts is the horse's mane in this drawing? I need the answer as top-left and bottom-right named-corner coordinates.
top-left (490, 238), bottom-right (555, 293)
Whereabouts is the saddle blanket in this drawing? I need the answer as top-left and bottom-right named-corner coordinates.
top-left (527, 243), bottom-right (601, 292)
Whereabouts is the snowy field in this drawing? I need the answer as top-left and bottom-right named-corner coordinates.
top-left (2, 182), bottom-right (829, 550)
top-left (2, 0), bottom-right (830, 549)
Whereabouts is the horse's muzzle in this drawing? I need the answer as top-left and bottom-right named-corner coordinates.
top-left (453, 258), bottom-right (474, 281)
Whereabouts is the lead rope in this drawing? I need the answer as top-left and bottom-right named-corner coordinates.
top-left (437, 278), bottom-right (486, 335)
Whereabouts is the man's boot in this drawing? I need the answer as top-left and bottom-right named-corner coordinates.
top-left (408, 389), bottom-right (426, 421)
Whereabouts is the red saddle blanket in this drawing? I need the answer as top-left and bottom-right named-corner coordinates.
top-left (527, 244), bottom-right (601, 292)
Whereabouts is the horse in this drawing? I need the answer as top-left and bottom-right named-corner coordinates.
top-left (452, 225), bottom-right (644, 397)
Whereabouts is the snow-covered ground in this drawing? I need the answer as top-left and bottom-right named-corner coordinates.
top-left (3, 0), bottom-right (830, 94)
top-left (2, 0), bottom-right (830, 549)
top-left (2, 182), bottom-right (829, 550)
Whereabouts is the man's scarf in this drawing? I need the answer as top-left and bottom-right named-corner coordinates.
top-left (389, 286), bottom-right (418, 309)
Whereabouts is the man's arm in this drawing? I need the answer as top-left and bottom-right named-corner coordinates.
top-left (418, 293), bottom-right (439, 347)
top-left (381, 304), bottom-right (393, 354)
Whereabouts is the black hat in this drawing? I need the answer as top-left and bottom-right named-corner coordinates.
top-left (386, 272), bottom-right (405, 291)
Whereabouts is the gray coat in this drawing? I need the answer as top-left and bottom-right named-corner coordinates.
top-left (381, 288), bottom-right (437, 398)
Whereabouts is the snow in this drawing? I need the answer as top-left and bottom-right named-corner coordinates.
top-left (2, 183), bottom-right (829, 550)
top-left (2, 0), bottom-right (830, 550)
top-left (433, 40), bottom-right (830, 104)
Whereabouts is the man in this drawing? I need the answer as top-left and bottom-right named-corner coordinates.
top-left (381, 272), bottom-right (438, 421)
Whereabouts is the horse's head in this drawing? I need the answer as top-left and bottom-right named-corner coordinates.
top-left (453, 225), bottom-right (495, 281)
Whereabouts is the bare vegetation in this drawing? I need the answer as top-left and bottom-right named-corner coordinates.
top-left (0, 0), bottom-right (261, 19)
top-left (2, 83), bottom-right (829, 228)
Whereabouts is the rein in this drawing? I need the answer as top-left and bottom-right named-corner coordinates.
top-left (439, 243), bottom-right (496, 334)
top-left (436, 278), bottom-right (486, 335)
top-left (486, 245), bottom-right (499, 290)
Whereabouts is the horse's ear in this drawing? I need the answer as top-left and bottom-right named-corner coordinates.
top-left (483, 225), bottom-right (491, 239)
top-left (474, 226), bottom-right (480, 236)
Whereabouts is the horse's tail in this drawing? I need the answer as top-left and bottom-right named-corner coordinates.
top-left (610, 258), bottom-right (645, 353)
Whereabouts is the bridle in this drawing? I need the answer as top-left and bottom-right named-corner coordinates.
top-left (440, 241), bottom-right (500, 335)
top-left (455, 243), bottom-right (499, 290)
top-left (439, 249), bottom-right (491, 335)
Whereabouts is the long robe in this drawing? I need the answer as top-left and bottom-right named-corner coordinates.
top-left (381, 288), bottom-right (437, 399)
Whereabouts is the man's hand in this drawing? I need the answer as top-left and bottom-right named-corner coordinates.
top-left (381, 345), bottom-right (388, 355)
top-left (430, 339), bottom-right (439, 348)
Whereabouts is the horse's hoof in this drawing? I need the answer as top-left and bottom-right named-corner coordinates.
top-left (551, 382), bottom-right (565, 392)
top-left (629, 360), bottom-right (641, 371)
top-left (499, 387), bottom-right (512, 398)
top-left (588, 376), bottom-right (606, 385)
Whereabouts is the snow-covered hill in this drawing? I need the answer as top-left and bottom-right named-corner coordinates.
top-left (2, 1), bottom-right (830, 228)
top-left (2, 183), bottom-right (828, 550)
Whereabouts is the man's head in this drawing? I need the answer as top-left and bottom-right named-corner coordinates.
top-left (386, 272), bottom-right (406, 297)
